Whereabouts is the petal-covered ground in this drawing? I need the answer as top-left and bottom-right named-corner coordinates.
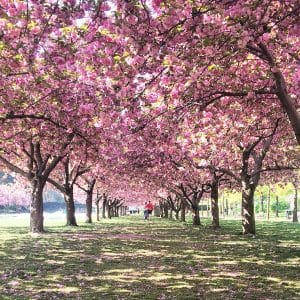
top-left (0, 215), bottom-right (299, 299)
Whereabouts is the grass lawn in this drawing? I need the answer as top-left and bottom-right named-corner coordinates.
top-left (0, 214), bottom-right (299, 300)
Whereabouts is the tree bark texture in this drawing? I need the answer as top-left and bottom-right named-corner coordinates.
top-left (30, 178), bottom-right (45, 233)
top-left (242, 182), bottom-right (255, 234)
top-left (293, 188), bottom-right (298, 223)
top-left (180, 200), bottom-right (186, 222)
top-left (65, 190), bottom-right (77, 226)
top-left (211, 181), bottom-right (220, 228)
top-left (193, 206), bottom-right (201, 226)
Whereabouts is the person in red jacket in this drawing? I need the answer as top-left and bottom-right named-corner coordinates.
top-left (146, 201), bottom-right (154, 220)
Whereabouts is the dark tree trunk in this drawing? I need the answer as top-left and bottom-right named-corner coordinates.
top-left (211, 181), bottom-right (220, 228)
top-left (163, 204), bottom-right (169, 218)
top-left (102, 199), bottom-right (107, 218)
top-left (261, 194), bottom-right (264, 214)
top-left (85, 190), bottom-right (93, 223)
top-left (96, 201), bottom-right (100, 221)
top-left (193, 206), bottom-right (201, 226)
top-left (252, 43), bottom-right (300, 144)
top-left (225, 198), bottom-right (228, 216)
top-left (65, 190), bottom-right (77, 226)
top-left (207, 199), bottom-right (210, 217)
top-left (169, 209), bottom-right (173, 219)
top-left (85, 179), bottom-right (95, 223)
top-left (175, 211), bottom-right (179, 220)
top-left (159, 203), bottom-right (164, 217)
top-left (180, 200), bottom-right (186, 222)
top-left (30, 178), bottom-right (45, 233)
top-left (221, 195), bottom-right (224, 216)
top-left (242, 182), bottom-right (255, 234)
top-left (272, 67), bottom-right (300, 144)
top-left (275, 196), bottom-right (279, 217)
top-left (293, 188), bottom-right (298, 223)
top-left (267, 187), bottom-right (271, 221)
top-left (0, 138), bottom-right (73, 234)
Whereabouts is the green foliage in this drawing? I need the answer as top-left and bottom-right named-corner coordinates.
top-left (270, 200), bottom-right (289, 212)
top-left (224, 183), bottom-right (295, 214)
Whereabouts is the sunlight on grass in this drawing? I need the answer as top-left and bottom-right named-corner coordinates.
top-left (284, 257), bottom-right (300, 263)
top-left (147, 272), bottom-right (184, 281)
top-left (219, 240), bottom-right (252, 245)
top-left (0, 215), bottom-right (299, 299)
top-left (134, 249), bottom-right (166, 256)
top-left (46, 274), bottom-right (63, 281)
top-left (266, 276), bottom-right (282, 283)
top-left (168, 282), bottom-right (194, 289)
top-left (215, 260), bottom-right (238, 265)
top-left (278, 240), bottom-right (299, 247)
top-left (45, 259), bottom-right (65, 265)
top-left (41, 286), bottom-right (79, 293)
top-left (213, 271), bottom-right (246, 278)
top-left (210, 288), bottom-right (228, 292)
top-left (104, 268), bottom-right (136, 274)
top-left (102, 274), bottom-right (141, 283)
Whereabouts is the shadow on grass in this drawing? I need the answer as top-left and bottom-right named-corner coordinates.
top-left (0, 216), bottom-right (299, 299)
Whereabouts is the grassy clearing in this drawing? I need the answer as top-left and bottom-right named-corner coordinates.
top-left (0, 214), bottom-right (299, 300)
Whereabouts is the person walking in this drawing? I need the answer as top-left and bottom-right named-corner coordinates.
top-left (146, 201), bottom-right (154, 221)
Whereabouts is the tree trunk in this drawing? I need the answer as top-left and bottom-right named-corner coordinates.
top-left (96, 201), bottom-right (100, 221)
top-left (221, 193), bottom-right (224, 217)
top-left (85, 179), bottom-right (95, 223)
top-left (293, 187), bottom-right (298, 223)
top-left (169, 209), bottom-right (173, 219)
top-left (261, 194), bottom-right (264, 215)
top-left (163, 204), bottom-right (169, 218)
top-left (193, 206), bottom-right (201, 226)
top-left (267, 187), bottom-right (270, 221)
top-left (207, 198), bottom-right (210, 217)
top-left (159, 204), bottom-right (164, 217)
top-left (180, 200), bottom-right (186, 222)
top-left (30, 178), bottom-right (45, 233)
top-left (211, 181), bottom-right (220, 228)
top-left (275, 196), bottom-right (279, 217)
top-left (225, 198), bottom-right (228, 216)
top-left (272, 68), bottom-right (300, 144)
top-left (65, 190), bottom-right (77, 226)
top-left (242, 182), bottom-right (255, 234)
top-left (102, 199), bottom-right (107, 218)
top-left (175, 210), bottom-right (179, 220)
top-left (85, 190), bottom-right (93, 223)
top-left (256, 43), bottom-right (300, 144)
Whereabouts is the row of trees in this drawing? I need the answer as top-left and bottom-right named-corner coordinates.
top-left (0, 0), bottom-right (299, 234)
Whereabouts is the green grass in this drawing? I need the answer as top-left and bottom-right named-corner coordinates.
top-left (0, 214), bottom-right (299, 300)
